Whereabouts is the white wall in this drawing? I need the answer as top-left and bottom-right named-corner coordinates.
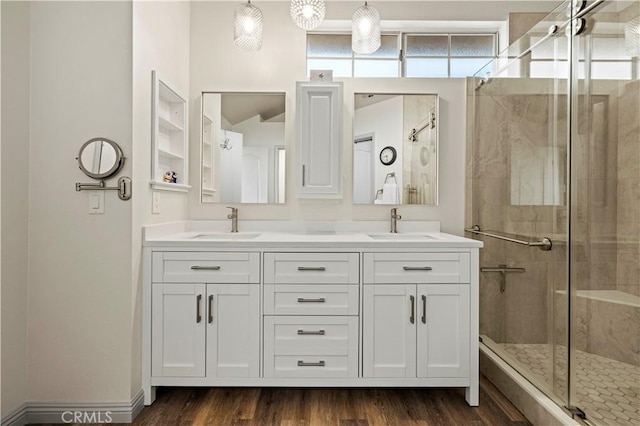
top-left (132, 0), bottom-right (190, 396)
top-left (189, 2), bottom-right (467, 233)
top-left (354, 96), bottom-right (404, 200)
top-left (27, 1), bottom-right (134, 402)
top-left (1, 1), bottom-right (29, 418)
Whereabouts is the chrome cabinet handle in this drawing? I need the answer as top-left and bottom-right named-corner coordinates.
top-left (302, 164), bottom-right (306, 187)
top-left (208, 295), bottom-right (214, 324)
top-left (191, 266), bottom-right (221, 271)
top-left (297, 329), bottom-right (325, 335)
top-left (421, 295), bottom-right (427, 324)
top-left (297, 297), bottom-right (326, 303)
top-left (403, 266), bottom-right (433, 271)
top-left (297, 266), bottom-right (326, 271)
top-left (196, 294), bottom-right (202, 323)
top-left (409, 295), bottom-right (415, 324)
top-left (297, 360), bottom-right (325, 367)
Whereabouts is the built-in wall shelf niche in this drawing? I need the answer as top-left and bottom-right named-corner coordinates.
top-left (150, 71), bottom-right (191, 192)
top-left (201, 114), bottom-right (216, 201)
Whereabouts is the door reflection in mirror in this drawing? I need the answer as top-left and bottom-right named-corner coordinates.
top-left (201, 92), bottom-right (286, 204)
top-left (353, 94), bottom-right (438, 205)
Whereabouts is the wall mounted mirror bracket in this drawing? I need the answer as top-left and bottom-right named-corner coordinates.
top-left (75, 137), bottom-right (132, 201)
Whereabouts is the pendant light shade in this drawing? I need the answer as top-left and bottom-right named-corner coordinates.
top-left (352, 1), bottom-right (381, 55)
top-left (234, 0), bottom-right (263, 51)
top-left (290, 0), bottom-right (326, 30)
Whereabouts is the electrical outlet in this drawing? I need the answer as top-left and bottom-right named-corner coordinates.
top-left (89, 191), bottom-right (104, 214)
top-left (152, 191), bottom-right (160, 214)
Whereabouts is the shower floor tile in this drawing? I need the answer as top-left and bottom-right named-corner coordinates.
top-left (500, 343), bottom-right (639, 426)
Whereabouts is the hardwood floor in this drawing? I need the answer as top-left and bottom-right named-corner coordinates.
top-left (44, 376), bottom-right (531, 426)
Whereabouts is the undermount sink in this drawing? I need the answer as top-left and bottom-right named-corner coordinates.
top-left (190, 233), bottom-right (261, 240)
top-left (367, 233), bottom-right (436, 240)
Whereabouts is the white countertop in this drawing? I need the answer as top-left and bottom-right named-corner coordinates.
top-left (143, 221), bottom-right (483, 249)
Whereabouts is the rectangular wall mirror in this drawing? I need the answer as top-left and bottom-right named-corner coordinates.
top-left (353, 93), bottom-right (438, 205)
top-left (201, 92), bottom-right (286, 204)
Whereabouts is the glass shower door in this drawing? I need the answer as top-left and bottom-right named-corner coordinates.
top-left (568, 0), bottom-right (640, 424)
top-left (471, 1), bottom-right (573, 409)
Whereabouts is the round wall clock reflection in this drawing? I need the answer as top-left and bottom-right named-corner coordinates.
top-left (379, 146), bottom-right (397, 166)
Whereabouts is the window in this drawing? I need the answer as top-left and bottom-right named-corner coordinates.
top-left (307, 34), bottom-right (400, 77)
top-left (306, 32), bottom-right (497, 78)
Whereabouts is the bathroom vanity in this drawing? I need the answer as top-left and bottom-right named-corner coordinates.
top-left (142, 221), bottom-right (482, 406)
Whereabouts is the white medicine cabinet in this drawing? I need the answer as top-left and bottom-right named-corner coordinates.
top-left (151, 71), bottom-right (190, 192)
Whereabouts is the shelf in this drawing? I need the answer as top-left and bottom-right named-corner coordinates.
top-left (150, 180), bottom-right (192, 193)
top-left (158, 148), bottom-right (184, 160)
top-left (158, 115), bottom-right (183, 132)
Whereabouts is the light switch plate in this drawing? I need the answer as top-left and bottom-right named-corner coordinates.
top-left (89, 191), bottom-right (104, 214)
top-left (152, 191), bottom-right (160, 214)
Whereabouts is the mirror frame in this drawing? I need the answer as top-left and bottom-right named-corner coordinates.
top-left (77, 137), bottom-right (125, 180)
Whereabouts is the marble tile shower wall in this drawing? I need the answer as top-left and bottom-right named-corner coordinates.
top-left (616, 80), bottom-right (639, 298)
top-left (466, 77), bottom-right (639, 365)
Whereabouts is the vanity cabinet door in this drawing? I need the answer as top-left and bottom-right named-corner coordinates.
top-left (363, 284), bottom-right (417, 378)
top-left (206, 284), bottom-right (260, 378)
top-left (296, 82), bottom-right (343, 199)
top-left (152, 283), bottom-right (206, 377)
top-left (416, 284), bottom-right (470, 378)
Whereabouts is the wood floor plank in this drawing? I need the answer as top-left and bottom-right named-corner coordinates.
top-left (34, 375), bottom-right (531, 426)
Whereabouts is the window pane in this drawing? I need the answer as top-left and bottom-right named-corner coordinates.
top-left (307, 34), bottom-right (352, 58)
top-left (592, 37), bottom-right (627, 60)
top-left (354, 59), bottom-right (399, 77)
top-left (406, 35), bottom-right (448, 56)
top-left (592, 61), bottom-right (631, 80)
top-left (451, 35), bottom-right (495, 56)
top-left (307, 59), bottom-right (352, 77)
top-left (451, 58), bottom-right (493, 77)
top-left (405, 58), bottom-right (448, 77)
top-left (354, 35), bottom-right (399, 58)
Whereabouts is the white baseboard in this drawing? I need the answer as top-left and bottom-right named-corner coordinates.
top-left (1, 390), bottom-right (144, 425)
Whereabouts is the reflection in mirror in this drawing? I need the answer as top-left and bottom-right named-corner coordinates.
top-left (77, 138), bottom-right (124, 180)
top-left (353, 94), bottom-right (438, 205)
top-left (202, 93), bottom-right (286, 204)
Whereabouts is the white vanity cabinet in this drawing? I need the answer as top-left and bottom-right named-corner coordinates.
top-left (296, 82), bottom-right (343, 199)
top-left (149, 252), bottom-right (260, 384)
top-left (143, 234), bottom-right (480, 407)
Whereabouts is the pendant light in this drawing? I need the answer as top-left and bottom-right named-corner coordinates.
top-left (352, 1), bottom-right (381, 55)
top-left (290, 0), bottom-right (326, 30)
top-left (234, 0), bottom-right (263, 51)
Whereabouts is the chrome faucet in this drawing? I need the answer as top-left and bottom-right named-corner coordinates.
top-left (390, 207), bottom-right (402, 233)
top-left (226, 207), bottom-right (238, 233)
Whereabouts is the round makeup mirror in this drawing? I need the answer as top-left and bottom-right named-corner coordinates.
top-left (77, 138), bottom-right (124, 179)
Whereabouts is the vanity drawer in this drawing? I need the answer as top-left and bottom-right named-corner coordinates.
top-left (264, 316), bottom-right (358, 378)
top-left (363, 252), bottom-right (470, 284)
top-left (264, 284), bottom-right (358, 315)
top-left (264, 253), bottom-right (359, 284)
top-left (152, 252), bottom-right (260, 283)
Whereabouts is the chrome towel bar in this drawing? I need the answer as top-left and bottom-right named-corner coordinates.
top-left (465, 225), bottom-right (552, 251)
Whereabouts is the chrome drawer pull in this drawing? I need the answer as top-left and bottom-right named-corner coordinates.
top-left (297, 297), bottom-right (326, 303)
top-left (196, 294), bottom-right (202, 323)
top-left (297, 329), bottom-right (325, 335)
top-left (297, 266), bottom-right (326, 271)
top-left (403, 266), bottom-right (433, 271)
top-left (297, 360), bottom-right (325, 367)
top-left (191, 266), bottom-right (221, 271)
top-left (409, 295), bottom-right (415, 324)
